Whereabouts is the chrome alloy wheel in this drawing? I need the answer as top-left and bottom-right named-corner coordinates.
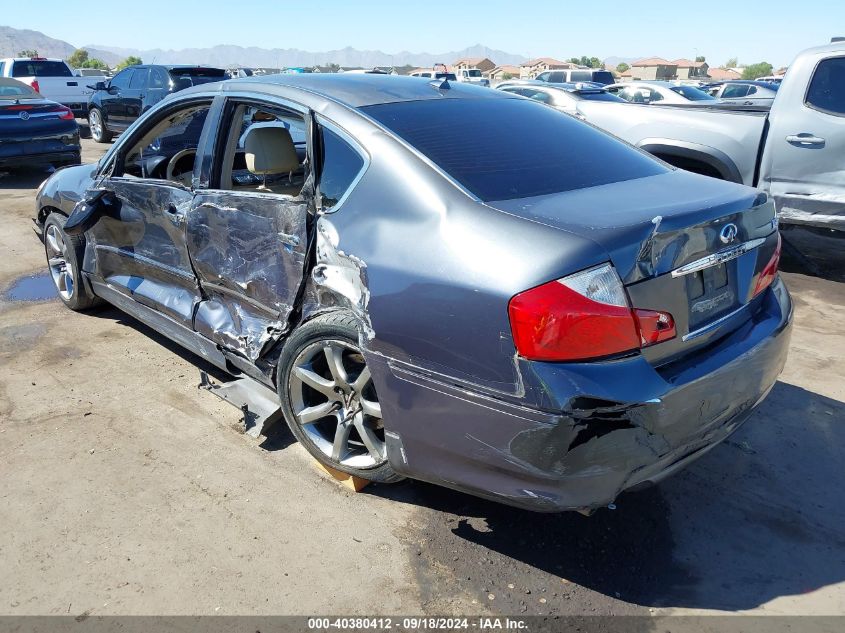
top-left (88, 109), bottom-right (103, 140)
top-left (45, 224), bottom-right (74, 301)
top-left (288, 340), bottom-right (386, 468)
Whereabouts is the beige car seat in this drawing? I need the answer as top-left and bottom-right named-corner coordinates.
top-left (244, 126), bottom-right (301, 194)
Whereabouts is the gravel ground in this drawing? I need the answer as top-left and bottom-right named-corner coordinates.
top-left (0, 136), bottom-right (843, 621)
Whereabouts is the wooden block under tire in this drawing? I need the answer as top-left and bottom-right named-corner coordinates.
top-left (313, 460), bottom-right (371, 492)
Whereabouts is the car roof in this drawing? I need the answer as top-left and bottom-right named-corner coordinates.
top-left (182, 73), bottom-right (513, 108)
top-left (162, 65), bottom-right (226, 71)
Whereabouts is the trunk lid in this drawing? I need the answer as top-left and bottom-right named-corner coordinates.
top-left (488, 170), bottom-right (779, 364)
top-left (0, 98), bottom-right (74, 137)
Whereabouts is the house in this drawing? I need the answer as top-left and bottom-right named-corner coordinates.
top-left (672, 58), bottom-right (709, 79)
top-left (486, 64), bottom-right (522, 84)
top-left (628, 57), bottom-right (678, 80)
top-left (452, 57), bottom-right (495, 73)
top-left (519, 57), bottom-right (573, 79)
top-left (618, 67), bottom-right (635, 81)
top-left (706, 67), bottom-right (742, 81)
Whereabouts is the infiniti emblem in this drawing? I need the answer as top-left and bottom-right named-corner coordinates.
top-left (720, 223), bottom-right (738, 244)
top-left (19, 111), bottom-right (30, 121)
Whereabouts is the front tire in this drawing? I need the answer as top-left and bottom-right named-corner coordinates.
top-left (43, 213), bottom-right (102, 311)
top-left (88, 107), bottom-right (112, 143)
top-left (278, 311), bottom-right (401, 483)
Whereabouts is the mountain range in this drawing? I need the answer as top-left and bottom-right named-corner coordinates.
top-left (1, 26), bottom-right (528, 69)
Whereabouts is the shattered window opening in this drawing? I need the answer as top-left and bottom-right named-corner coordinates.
top-left (217, 103), bottom-right (308, 197)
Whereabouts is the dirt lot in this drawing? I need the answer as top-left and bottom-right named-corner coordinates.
top-left (1, 137), bottom-right (844, 620)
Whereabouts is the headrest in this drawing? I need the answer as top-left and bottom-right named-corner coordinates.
top-left (244, 126), bottom-right (299, 175)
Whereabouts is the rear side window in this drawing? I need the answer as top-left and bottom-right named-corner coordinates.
top-left (150, 67), bottom-right (169, 89)
top-left (570, 71), bottom-right (592, 82)
top-left (319, 127), bottom-right (366, 209)
top-left (722, 84), bottom-right (750, 98)
top-left (12, 60), bottom-right (73, 77)
top-left (129, 68), bottom-right (148, 89)
top-left (592, 71), bottom-right (614, 85)
top-left (806, 57), bottom-right (845, 115)
top-left (168, 68), bottom-right (226, 87)
top-left (362, 97), bottom-right (666, 201)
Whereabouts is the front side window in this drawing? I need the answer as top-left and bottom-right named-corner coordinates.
top-left (362, 97), bottom-right (666, 201)
top-left (109, 69), bottom-right (133, 90)
top-left (120, 103), bottom-right (211, 184)
top-left (319, 127), bottom-right (365, 210)
top-left (536, 72), bottom-right (550, 82)
top-left (806, 57), bottom-right (845, 115)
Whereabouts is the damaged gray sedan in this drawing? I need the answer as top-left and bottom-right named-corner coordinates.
top-left (36, 75), bottom-right (793, 512)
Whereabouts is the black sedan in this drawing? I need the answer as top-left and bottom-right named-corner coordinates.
top-left (0, 78), bottom-right (80, 170)
top-left (35, 75), bottom-right (791, 512)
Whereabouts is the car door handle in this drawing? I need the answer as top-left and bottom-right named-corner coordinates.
top-left (786, 134), bottom-right (825, 146)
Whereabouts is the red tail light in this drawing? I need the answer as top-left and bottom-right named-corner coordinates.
top-left (508, 264), bottom-right (675, 362)
top-left (752, 233), bottom-right (782, 297)
top-left (30, 80), bottom-right (40, 94)
top-left (54, 106), bottom-right (75, 120)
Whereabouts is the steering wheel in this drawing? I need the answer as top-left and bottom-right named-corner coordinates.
top-left (165, 149), bottom-right (197, 186)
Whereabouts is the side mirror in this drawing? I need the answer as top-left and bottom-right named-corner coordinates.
top-left (64, 190), bottom-right (121, 235)
top-left (89, 81), bottom-right (107, 91)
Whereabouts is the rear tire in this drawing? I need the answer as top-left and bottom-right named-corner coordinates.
top-left (88, 107), bottom-right (112, 143)
top-left (43, 213), bottom-right (102, 311)
top-left (277, 311), bottom-right (402, 483)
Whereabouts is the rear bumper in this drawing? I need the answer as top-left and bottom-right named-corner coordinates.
top-left (375, 277), bottom-right (793, 512)
top-left (0, 148), bottom-right (80, 168)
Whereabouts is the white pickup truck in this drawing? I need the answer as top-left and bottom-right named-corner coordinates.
top-left (454, 68), bottom-right (490, 87)
top-left (576, 41), bottom-right (845, 232)
top-left (0, 57), bottom-right (92, 118)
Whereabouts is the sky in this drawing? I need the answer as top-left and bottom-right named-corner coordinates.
top-left (4, 0), bottom-right (843, 68)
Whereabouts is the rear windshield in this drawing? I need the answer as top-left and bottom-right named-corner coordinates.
top-left (579, 90), bottom-right (626, 102)
top-left (0, 79), bottom-right (37, 98)
top-left (669, 85), bottom-right (716, 101)
top-left (12, 60), bottom-right (72, 78)
top-left (591, 71), bottom-right (615, 85)
top-left (362, 98), bottom-right (667, 201)
top-left (168, 68), bottom-right (226, 86)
